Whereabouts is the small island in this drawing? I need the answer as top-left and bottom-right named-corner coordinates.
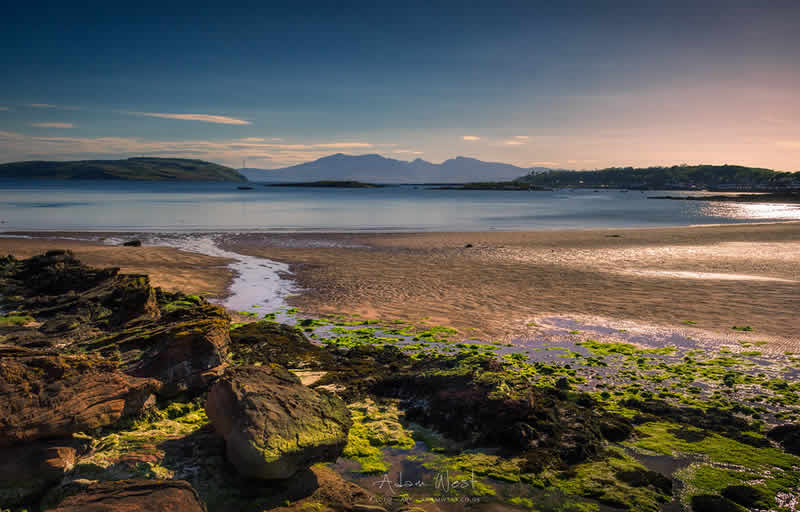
top-left (431, 181), bottom-right (552, 191)
top-left (266, 180), bottom-right (385, 188)
top-left (0, 157), bottom-right (246, 182)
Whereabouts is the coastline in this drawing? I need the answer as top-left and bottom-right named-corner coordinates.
top-left (2, 220), bottom-right (799, 348)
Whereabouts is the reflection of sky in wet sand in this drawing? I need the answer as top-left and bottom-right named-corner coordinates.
top-left (482, 240), bottom-right (800, 284)
top-left (620, 269), bottom-right (797, 282)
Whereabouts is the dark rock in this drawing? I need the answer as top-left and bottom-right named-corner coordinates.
top-left (623, 398), bottom-right (767, 447)
top-left (690, 494), bottom-right (747, 512)
top-left (11, 250), bottom-right (118, 296)
top-left (229, 320), bottom-right (332, 368)
top-left (2, 253), bottom-right (229, 398)
top-left (616, 468), bottom-right (672, 496)
top-left (122, 240), bottom-right (142, 247)
top-left (721, 484), bottom-right (770, 508)
top-left (0, 439), bottom-right (87, 507)
top-left (0, 353), bottom-right (160, 446)
top-left (206, 365), bottom-right (352, 479)
top-left (118, 314), bottom-right (230, 397)
top-left (39, 314), bottom-right (87, 335)
top-left (767, 423), bottom-right (800, 455)
top-left (271, 465), bottom-right (376, 512)
top-left (598, 414), bottom-right (634, 442)
top-left (366, 355), bottom-right (631, 469)
top-left (104, 274), bottom-right (161, 326)
top-left (44, 479), bottom-right (207, 511)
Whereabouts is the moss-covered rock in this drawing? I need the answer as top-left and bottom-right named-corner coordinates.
top-left (206, 365), bottom-right (352, 480)
top-left (229, 321), bottom-right (332, 368)
top-left (767, 423), bottom-right (800, 455)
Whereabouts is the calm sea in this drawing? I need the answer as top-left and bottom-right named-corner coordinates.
top-left (1, 180), bottom-right (798, 232)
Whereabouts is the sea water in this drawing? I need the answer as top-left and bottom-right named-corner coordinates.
top-left (1, 180), bottom-right (798, 232)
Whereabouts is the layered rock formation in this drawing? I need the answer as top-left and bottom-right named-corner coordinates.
top-left (0, 252), bottom-right (355, 510)
top-left (44, 479), bottom-right (208, 512)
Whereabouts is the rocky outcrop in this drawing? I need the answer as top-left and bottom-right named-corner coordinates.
top-left (44, 479), bottom-right (207, 512)
top-left (89, 314), bottom-right (230, 397)
top-left (10, 250), bottom-right (118, 296)
top-left (206, 365), bottom-right (351, 479)
top-left (1, 251), bottom-right (161, 342)
top-left (0, 440), bottom-right (86, 507)
top-left (0, 352), bottom-right (159, 446)
top-left (0, 251), bottom-right (230, 397)
top-left (229, 321), bottom-right (332, 368)
top-left (319, 346), bottom-right (633, 470)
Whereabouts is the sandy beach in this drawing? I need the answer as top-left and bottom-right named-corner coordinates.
top-left (0, 237), bottom-right (234, 299)
top-left (222, 222), bottom-right (800, 345)
top-left (2, 221), bottom-right (799, 347)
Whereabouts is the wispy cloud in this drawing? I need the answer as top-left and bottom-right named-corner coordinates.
top-left (531, 161), bottom-right (559, 166)
top-left (514, 135), bottom-right (529, 140)
top-left (462, 135), bottom-right (480, 141)
top-left (0, 107), bottom-right (8, 111)
top-left (311, 142), bottom-right (372, 149)
top-left (503, 140), bottom-right (525, 145)
top-left (31, 122), bottom-right (75, 128)
top-left (131, 112), bottom-right (252, 125)
top-left (393, 149), bottom-right (423, 155)
top-left (776, 140), bottom-right (800, 149)
top-left (28, 103), bottom-right (81, 110)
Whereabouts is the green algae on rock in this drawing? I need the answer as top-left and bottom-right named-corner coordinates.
top-left (205, 365), bottom-right (352, 480)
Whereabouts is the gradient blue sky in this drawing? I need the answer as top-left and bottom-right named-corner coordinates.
top-left (1, 1), bottom-right (799, 170)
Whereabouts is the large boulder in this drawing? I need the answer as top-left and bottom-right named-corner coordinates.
top-left (206, 365), bottom-right (352, 480)
top-left (44, 479), bottom-right (206, 511)
top-left (0, 353), bottom-right (159, 446)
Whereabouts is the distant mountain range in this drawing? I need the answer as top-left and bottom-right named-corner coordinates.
top-left (0, 158), bottom-right (246, 182)
top-left (240, 153), bottom-right (540, 184)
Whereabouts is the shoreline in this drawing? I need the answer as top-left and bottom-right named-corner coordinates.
top-left (2, 218), bottom-right (799, 235)
top-left (2, 221), bottom-right (799, 348)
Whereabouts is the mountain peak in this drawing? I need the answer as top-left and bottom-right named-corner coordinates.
top-left (242, 154), bottom-right (532, 184)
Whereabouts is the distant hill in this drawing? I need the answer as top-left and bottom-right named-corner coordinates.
top-left (0, 158), bottom-right (246, 182)
top-left (519, 164), bottom-right (799, 191)
top-left (241, 153), bottom-right (532, 184)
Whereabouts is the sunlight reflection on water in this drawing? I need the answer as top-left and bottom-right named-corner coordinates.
top-left (700, 202), bottom-right (800, 220)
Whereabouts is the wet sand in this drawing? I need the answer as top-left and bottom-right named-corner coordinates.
top-left (2, 221), bottom-right (799, 347)
top-left (0, 237), bottom-right (234, 299)
top-left (221, 222), bottom-right (800, 344)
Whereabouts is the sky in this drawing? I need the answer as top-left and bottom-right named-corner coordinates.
top-left (1, 1), bottom-right (799, 171)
